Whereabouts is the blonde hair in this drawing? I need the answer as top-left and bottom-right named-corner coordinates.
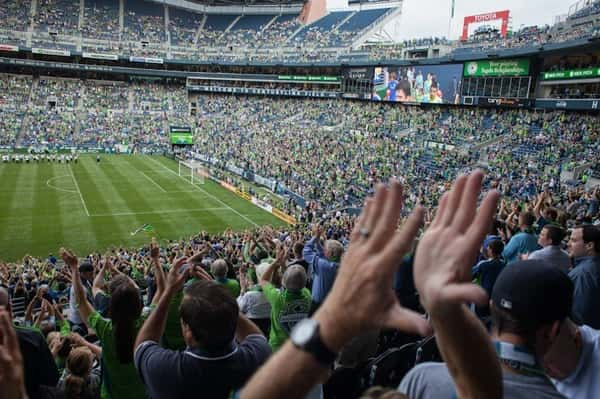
top-left (65, 347), bottom-right (93, 399)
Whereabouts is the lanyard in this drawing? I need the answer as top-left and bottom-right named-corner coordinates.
top-left (494, 341), bottom-right (546, 377)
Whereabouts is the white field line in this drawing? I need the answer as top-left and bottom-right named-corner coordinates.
top-left (89, 207), bottom-right (229, 217)
top-left (137, 169), bottom-right (167, 193)
top-left (46, 175), bottom-right (77, 193)
top-left (145, 156), bottom-right (259, 227)
top-left (68, 164), bottom-right (90, 217)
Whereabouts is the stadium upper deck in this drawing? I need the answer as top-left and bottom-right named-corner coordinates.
top-left (0, 0), bottom-right (599, 64)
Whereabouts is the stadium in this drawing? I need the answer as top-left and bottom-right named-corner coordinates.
top-left (0, 0), bottom-right (598, 397)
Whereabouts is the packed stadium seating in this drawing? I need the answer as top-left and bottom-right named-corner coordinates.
top-left (1, 0), bottom-right (599, 62)
top-left (1, 0), bottom-right (600, 396)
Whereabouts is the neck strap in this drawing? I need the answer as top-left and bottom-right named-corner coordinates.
top-left (494, 341), bottom-right (545, 377)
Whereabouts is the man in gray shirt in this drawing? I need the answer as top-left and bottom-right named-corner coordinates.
top-left (527, 225), bottom-right (571, 272)
top-left (400, 260), bottom-right (570, 399)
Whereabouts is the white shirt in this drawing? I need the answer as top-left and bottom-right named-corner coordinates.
top-left (552, 325), bottom-right (600, 398)
top-left (237, 289), bottom-right (271, 320)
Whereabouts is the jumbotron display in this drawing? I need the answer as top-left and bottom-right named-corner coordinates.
top-left (170, 126), bottom-right (193, 145)
top-left (372, 64), bottom-right (463, 104)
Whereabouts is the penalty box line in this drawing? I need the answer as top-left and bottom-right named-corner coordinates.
top-left (145, 156), bottom-right (259, 227)
top-left (89, 207), bottom-right (230, 217)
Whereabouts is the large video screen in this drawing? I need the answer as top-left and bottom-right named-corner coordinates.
top-left (372, 64), bottom-right (463, 104)
top-left (170, 133), bottom-right (193, 145)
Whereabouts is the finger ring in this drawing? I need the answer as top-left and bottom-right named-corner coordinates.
top-left (359, 227), bottom-right (370, 239)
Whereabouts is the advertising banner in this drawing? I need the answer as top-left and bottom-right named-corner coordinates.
top-left (32, 47), bottom-right (71, 57)
top-left (464, 59), bottom-right (530, 77)
top-left (277, 75), bottom-right (340, 82)
top-left (462, 10), bottom-right (510, 40)
top-left (129, 56), bottom-right (164, 64)
top-left (0, 44), bottom-right (18, 52)
top-left (542, 68), bottom-right (600, 80)
top-left (82, 52), bottom-right (119, 61)
top-left (535, 99), bottom-right (600, 111)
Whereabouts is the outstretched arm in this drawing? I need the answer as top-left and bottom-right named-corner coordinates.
top-left (135, 256), bottom-right (188, 348)
top-left (61, 248), bottom-right (94, 325)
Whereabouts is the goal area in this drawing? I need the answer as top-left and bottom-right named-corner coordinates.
top-left (178, 160), bottom-right (208, 185)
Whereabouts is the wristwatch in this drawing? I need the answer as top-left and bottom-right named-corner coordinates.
top-left (290, 318), bottom-right (337, 367)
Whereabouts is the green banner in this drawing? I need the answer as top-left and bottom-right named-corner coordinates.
top-left (463, 59), bottom-right (530, 77)
top-left (542, 68), bottom-right (600, 81)
top-left (277, 75), bottom-right (340, 82)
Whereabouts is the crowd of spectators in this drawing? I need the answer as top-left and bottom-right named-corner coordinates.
top-left (0, 168), bottom-right (598, 398)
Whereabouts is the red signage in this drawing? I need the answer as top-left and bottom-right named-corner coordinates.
top-left (0, 44), bottom-right (18, 52)
top-left (462, 10), bottom-right (510, 41)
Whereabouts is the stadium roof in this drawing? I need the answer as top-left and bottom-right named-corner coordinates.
top-left (186, 0), bottom-right (305, 5)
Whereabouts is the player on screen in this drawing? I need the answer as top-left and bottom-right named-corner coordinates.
top-left (397, 79), bottom-right (414, 102)
top-left (385, 72), bottom-right (399, 101)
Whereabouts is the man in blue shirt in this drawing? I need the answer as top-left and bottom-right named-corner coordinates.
top-left (472, 239), bottom-right (505, 318)
top-left (502, 212), bottom-right (540, 265)
top-left (567, 225), bottom-right (600, 329)
top-left (303, 224), bottom-right (342, 314)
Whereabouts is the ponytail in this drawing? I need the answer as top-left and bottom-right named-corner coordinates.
top-left (65, 374), bottom-right (84, 399)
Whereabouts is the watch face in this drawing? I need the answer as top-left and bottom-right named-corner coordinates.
top-left (292, 318), bottom-right (316, 345)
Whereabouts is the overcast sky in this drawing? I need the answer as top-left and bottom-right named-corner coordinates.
top-left (396, 0), bottom-right (575, 40)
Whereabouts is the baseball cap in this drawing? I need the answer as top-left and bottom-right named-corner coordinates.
top-left (491, 260), bottom-right (573, 325)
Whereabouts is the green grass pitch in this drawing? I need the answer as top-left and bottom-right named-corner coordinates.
top-left (0, 155), bottom-right (286, 261)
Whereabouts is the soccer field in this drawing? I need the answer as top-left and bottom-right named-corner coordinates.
top-left (0, 155), bottom-right (285, 261)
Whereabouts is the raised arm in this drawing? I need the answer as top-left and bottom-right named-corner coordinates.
top-left (259, 245), bottom-right (287, 287)
top-left (149, 239), bottom-right (166, 306)
top-left (60, 248), bottom-right (95, 325)
top-left (135, 256), bottom-right (188, 348)
top-left (412, 171), bottom-right (502, 399)
top-left (92, 259), bottom-right (109, 298)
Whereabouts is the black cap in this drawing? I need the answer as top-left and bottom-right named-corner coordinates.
top-left (79, 261), bottom-right (94, 273)
top-left (491, 260), bottom-right (573, 325)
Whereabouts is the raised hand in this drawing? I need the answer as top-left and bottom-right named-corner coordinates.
top-left (165, 256), bottom-right (189, 292)
top-left (190, 265), bottom-right (213, 281)
top-left (150, 238), bottom-right (160, 260)
top-left (413, 171), bottom-right (500, 313)
top-left (0, 308), bottom-right (27, 399)
top-left (314, 180), bottom-right (430, 352)
top-left (60, 247), bottom-right (79, 272)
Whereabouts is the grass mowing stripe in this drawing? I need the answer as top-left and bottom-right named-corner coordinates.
top-left (31, 164), bottom-right (66, 255)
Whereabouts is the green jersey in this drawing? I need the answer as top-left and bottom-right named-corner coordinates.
top-left (263, 283), bottom-right (311, 351)
top-left (163, 289), bottom-right (185, 350)
top-left (216, 278), bottom-right (241, 298)
top-left (88, 311), bottom-right (149, 399)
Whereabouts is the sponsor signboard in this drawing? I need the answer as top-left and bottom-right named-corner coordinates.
top-left (129, 56), bottom-right (164, 64)
top-left (0, 44), bottom-right (18, 52)
top-left (464, 59), bottom-right (530, 77)
top-left (535, 99), bottom-right (600, 111)
top-left (32, 47), bottom-right (71, 57)
top-left (542, 68), bottom-right (600, 81)
top-left (462, 10), bottom-right (510, 40)
top-left (82, 52), bottom-right (119, 61)
top-left (277, 75), bottom-right (340, 82)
